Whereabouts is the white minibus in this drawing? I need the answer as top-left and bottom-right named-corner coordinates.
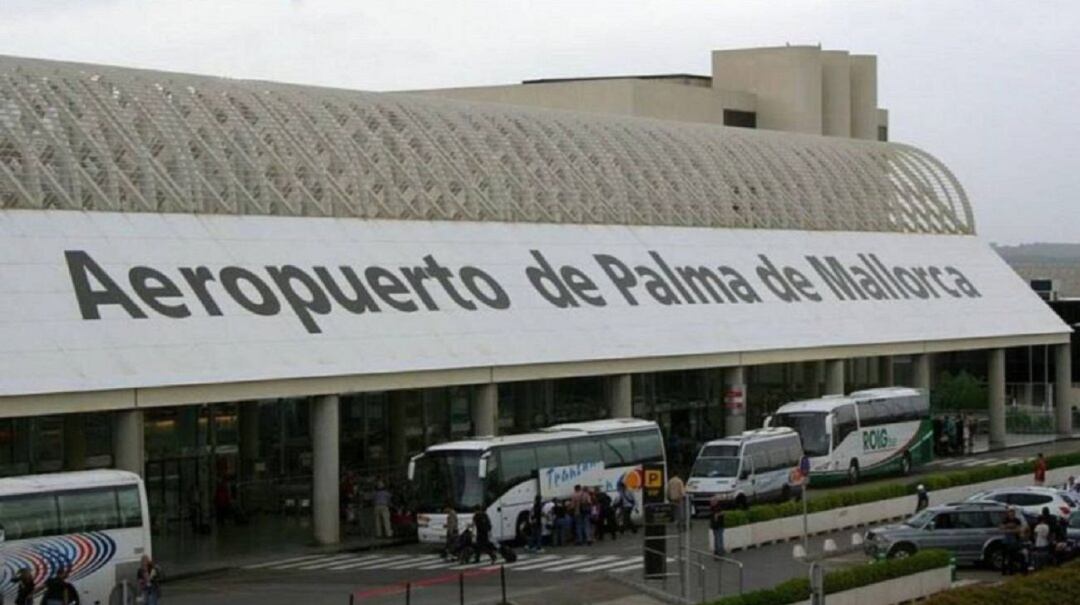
top-left (685, 427), bottom-right (803, 512)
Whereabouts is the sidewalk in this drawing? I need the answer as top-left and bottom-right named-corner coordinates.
top-left (155, 515), bottom-right (412, 581)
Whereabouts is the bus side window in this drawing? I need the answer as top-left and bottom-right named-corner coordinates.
top-left (630, 431), bottom-right (663, 464)
top-left (602, 436), bottom-right (633, 466)
top-left (117, 486), bottom-right (143, 529)
top-left (834, 404), bottom-right (858, 448)
top-left (0, 495), bottom-right (60, 540)
top-left (536, 442), bottom-right (570, 469)
top-left (58, 488), bottom-right (121, 533)
top-left (569, 439), bottom-right (602, 465)
top-left (499, 446), bottom-right (538, 489)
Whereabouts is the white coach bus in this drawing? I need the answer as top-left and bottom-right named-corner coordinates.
top-left (409, 419), bottom-right (664, 545)
top-left (765, 387), bottom-right (932, 485)
top-left (0, 470), bottom-right (152, 605)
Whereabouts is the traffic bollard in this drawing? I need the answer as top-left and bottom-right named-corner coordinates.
top-left (405, 582), bottom-right (411, 605)
top-left (459, 572), bottom-right (465, 605)
top-left (500, 564), bottom-right (507, 604)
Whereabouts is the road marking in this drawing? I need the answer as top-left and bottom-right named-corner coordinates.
top-left (384, 555), bottom-right (444, 569)
top-left (604, 560), bottom-right (644, 573)
top-left (342, 554), bottom-right (417, 570)
top-left (325, 555), bottom-right (384, 570)
top-left (243, 554), bottom-right (329, 569)
top-left (508, 554), bottom-right (590, 571)
top-left (269, 555), bottom-right (347, 570)
top-left (501, 554), bottom-right (560, 569)
top-left (543, 554), bottom-right (622, 572)
top-left (295, 554), bottom-right (362, 570)
top-left (575, 557), bottom-right (641, 573)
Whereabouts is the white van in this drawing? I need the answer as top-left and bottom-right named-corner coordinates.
top-left (685, 427), bottom-right (803, 512)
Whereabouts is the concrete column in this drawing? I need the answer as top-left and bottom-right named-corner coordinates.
top-left (1056, 343), bottom-right (1073, 437)
top-left (311, 395), bottom-right (340, 545)
top-left (878, 356), bottom-right (895, 386)
top-left (388, 392), bottom-right (407, 466)
top-left (239, 403), bottom-right (260, 479)
top-left (825, 359), bottom-right (845, 395)
top-left (723, 367), bottom-right (747, 436)
top-left (607, 374), bottom-right (633, 418)
top-left (868, 356), bottom-right (880, 385)
top-left (113, 410), bottom-right (145, 477)
top-left (63, 414), bottom-right (87, 471)
top-left (989, 349), bottom-right (1007, 450)
top-left (812, 361), bottom-right (826, 397)
top-left (912, 354), bottom-right (932, 391)
top-left (472, 383), bottom-right (498, 436)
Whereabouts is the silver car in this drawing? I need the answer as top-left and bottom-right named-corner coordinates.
top-left (863, 502), bottom-right (1023, 569)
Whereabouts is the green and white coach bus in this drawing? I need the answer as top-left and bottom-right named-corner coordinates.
top-left (765, 387), bottom-right (932, 485)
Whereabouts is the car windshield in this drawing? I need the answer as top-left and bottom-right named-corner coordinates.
top-left (411, 450), bottom-right (485, 513)
top-left (905, 509), bottom-right (935, 528)
top-left (691, 457), bottom-right (740, 478)
top-left (770, 412), bottom-right (829, 457)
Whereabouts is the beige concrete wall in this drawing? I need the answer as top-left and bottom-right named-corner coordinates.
top-left (407, 79), bottom-right (637, 116)
top-left (850, 54), bottom-right (879, 140)
top-left (877, 108), bottom-right (889, 140)
top-left (1010, 263), bottom-right (1080, 298)
top-left (711, 46), bottom-right (824, 135)
top-left (630, 80), bottom-right (754, 124)
top-left (821, 51), bottom-right (852, 137)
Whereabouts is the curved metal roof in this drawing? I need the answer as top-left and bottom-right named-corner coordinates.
top-left (0, 55), bottom-right (973, 235)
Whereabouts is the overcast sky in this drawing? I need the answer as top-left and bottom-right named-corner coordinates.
top-left (1, 0), bottom-right (1076, 244)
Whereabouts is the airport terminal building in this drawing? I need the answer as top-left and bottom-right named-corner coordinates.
top-left (0, 47), bottom-right (1072, 551)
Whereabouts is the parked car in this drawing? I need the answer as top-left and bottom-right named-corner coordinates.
top-left (965, 486), bottom-right (1076, 519)
top-left (863, 502), bottom-right (1023, 569)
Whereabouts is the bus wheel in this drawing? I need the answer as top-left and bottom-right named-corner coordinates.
top-left (900, 453), bottom-right (912, 476)
top-left (847, 461), bottom-right (860, 485)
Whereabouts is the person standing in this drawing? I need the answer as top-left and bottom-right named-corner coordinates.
top-left (915, 484), bottom-right (929, 512)
top-left (595, 488), bottom-right (617, 542)
top-left (214, 475), bottom-right (232, 526)
top-left (1034, 453), bottom-right (1048, 487)
top-left (373, 481), bottom-right (393, 539)
top-left (667, 475), bottom-right (686, 529)
top-left (709, 495), bottom-right (725, 556)
top-left (554, 498), bottom-right (570, 547)
top-left (999, 507), bottom-right (1023, 576)
top-left (12, 568), bottom-right (34, 605)
top-left (443, 502), bottom-right (459, 559)
top-left (964, 414), bottom-right (976, 454)
top-left (1033, 513), bottom-right (1051, 570)
top-left (39, 567), bottom-right (79, 605)
top-left (137, 555), bottom-right (162, 605)
top-left (571, 485), bottom-right (591, 546)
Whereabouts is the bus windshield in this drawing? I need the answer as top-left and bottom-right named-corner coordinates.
top-left (770, 412), bottom-right (830, 457)
top-left (690, 457), bottom-right (740, 478)
top-left (412, 450), bottom-right (486, 513)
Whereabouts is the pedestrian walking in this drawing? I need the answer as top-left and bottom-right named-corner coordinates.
top-left (915, 484), bottom-right (929, 512)
top-left (595, 489), bottom-right (617, 541)
top-left (709, 495), bottom-right (725, 556)
top-left (40, 567), bottom-right (79, 605)
top-left (1034, 453), bottom-right (1048, 487)
top-left (137, 555), bottom-right (162, 605)
top-left (472, 506), bottom-right (498, 564)
top-left (528, 494), bottom-right (545, 552)
top-left (12, 567), bottom-right (34, 605)
top-left (668, 475), bottom-right (686, 529)
top-left (615, 481), bottom-right (637, 534)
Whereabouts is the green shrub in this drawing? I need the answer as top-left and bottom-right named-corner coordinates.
top-left (922, 559), bottom-right (1080, 605)
top-left (726, 451), bottom-right (1080, 529)
top-left (931, 371), bottom-right (988, 411)
top-left (709, 550), bottom-right (950, 605)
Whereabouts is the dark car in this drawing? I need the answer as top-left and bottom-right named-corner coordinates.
top-left (864, 501), bottom-right (1023, 569)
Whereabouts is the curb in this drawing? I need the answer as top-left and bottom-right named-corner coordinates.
top-left (603, 570), bottom-right (692, 605)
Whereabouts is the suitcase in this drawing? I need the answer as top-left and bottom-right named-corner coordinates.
top-left (499, 543), bottom-right (518, 563)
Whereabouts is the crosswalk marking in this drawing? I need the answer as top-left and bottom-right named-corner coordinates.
top-left (295, 555), bottom-right (359, 570)
top-left (326, 555), bottom-right (384, 570)
top-left (544, 554), bottom-right (621, 572)
top-left (245, 551), bottom-right (644, 574)
top-left (244, 554), bottom-right (329, 570)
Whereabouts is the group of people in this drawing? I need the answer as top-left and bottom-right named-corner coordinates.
top-left (933, 414), bottom-right (975, 457)
top-left (5, 556), bottom-right (161, 605)
top-left (526, 482), bottom-right (639, 551)
top-left (999, 505), bottom-right (1071, 575)
top-left (440, 505), bottom-right (501, 564)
